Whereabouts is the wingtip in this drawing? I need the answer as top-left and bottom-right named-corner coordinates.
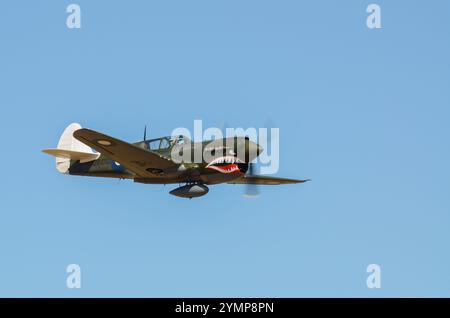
top-left (72, 127), bottom-right (88, 136)
top-left (42, 149), bottom-right (52, 155)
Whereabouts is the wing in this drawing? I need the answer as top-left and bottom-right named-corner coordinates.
top-left (73, 128), bottom-right (176, 178)
top-left (228, 175), bottom-right (310, 185)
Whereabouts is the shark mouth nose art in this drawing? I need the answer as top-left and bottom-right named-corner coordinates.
top-left (206, 156), bottom-right (246, 174)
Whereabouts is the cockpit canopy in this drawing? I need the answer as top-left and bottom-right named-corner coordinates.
top-left (145, 135), bottom-right (189, 150)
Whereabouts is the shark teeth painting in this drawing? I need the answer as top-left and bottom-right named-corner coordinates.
top-left (206, 156), bottom-right (245, 174)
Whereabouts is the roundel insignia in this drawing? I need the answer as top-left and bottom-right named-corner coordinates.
top-left (111, 160), bottom-right (125, 172)
top-left (97, 140), bottom-right (112, 146)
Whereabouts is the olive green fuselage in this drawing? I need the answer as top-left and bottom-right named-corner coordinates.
top-left (68, 137), bottom-right (258, 185)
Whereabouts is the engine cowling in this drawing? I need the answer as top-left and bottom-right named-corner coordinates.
top-left (169, 184), bottom-right (209, 199)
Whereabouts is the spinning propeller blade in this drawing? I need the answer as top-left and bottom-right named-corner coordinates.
top-left (244, 162), bottom-right (260, 198)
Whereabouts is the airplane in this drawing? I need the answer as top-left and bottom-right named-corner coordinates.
top-left (42, 123), bottom-right (309, 198)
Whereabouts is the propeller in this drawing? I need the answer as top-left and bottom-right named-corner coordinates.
top-left (244, 162), bottom-right (260, 198)
top-left (263, 119), bottom-right (275, 146)
top-left (243, 119), bottom-right (277, 198)
top-left (219, 120), bottom-right (278, 198)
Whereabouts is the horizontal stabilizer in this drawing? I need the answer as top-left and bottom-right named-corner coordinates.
top-left (42, 148), bottom-right (100, 163)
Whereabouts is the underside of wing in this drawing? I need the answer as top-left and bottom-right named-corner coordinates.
top-left (228, 175), bottom-right (310, 185)
top-left (73, 128), bottom-right (176, 178)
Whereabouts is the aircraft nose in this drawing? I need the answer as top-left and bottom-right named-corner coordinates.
top-left (247, 141), bottom-right (263, 160)
top-left (256, 144), bottom-right (264, 156)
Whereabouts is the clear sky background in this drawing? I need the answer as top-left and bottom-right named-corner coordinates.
top-left (0, 1), bottom-right (449, 297)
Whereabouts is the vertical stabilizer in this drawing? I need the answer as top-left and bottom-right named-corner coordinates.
top-left (53, 123), bottom-right (95, 173)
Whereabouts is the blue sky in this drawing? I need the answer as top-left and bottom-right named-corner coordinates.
top-left (0, 0), bottom-right (449, 297)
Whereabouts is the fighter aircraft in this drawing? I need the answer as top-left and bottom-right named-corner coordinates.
top-left (42, 123), bottom-right (309, 198)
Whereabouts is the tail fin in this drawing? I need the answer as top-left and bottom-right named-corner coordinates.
top-left (42, 123), bottom-right (99, 173)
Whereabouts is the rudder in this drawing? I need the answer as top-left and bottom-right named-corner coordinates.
top-left (43, 123), bottom-right (98, 173)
